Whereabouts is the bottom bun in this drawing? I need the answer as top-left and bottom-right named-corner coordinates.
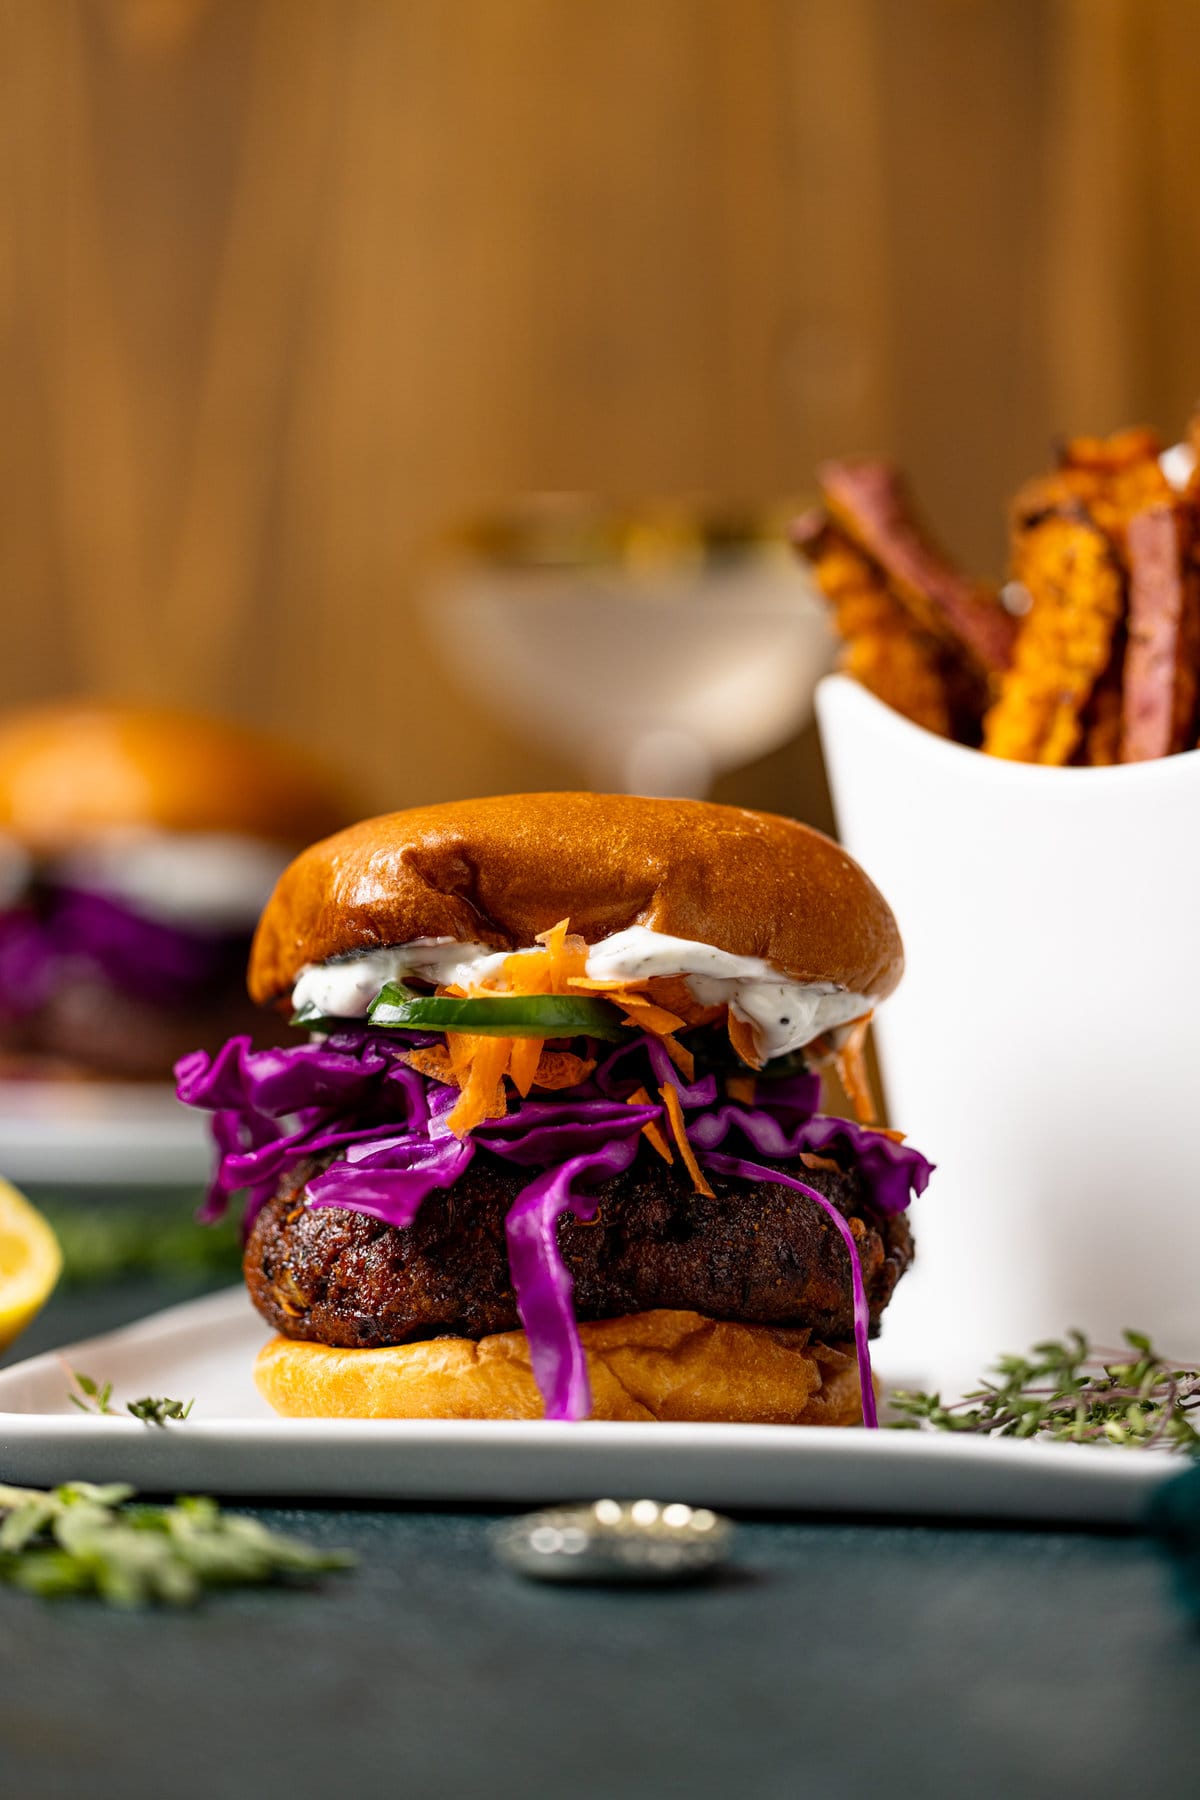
top-left (254, 1308), bottom-right (866, 1426)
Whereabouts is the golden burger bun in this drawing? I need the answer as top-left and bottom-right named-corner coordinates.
top-left (0, 702), bottom-right (347, 854)
top-left (253, 1308), bottom-right (866, 1426)
top-left (249, 791), bottom-right (903, 1007)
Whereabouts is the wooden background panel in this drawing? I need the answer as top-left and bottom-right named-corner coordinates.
top-left (2, 0), bottom-right (1200, 818)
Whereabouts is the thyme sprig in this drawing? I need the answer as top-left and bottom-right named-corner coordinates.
top-left (889, 1330), bottom-right (1200, 1456)
top-left (0, 1482), bottom-right (354, 1607)
top-left (126, 1395), bottom-right (195, 1426)
top-left (66, 1367), bottom-right (194, 1425)
top-left (66, 1370), bottom-right (115, 1415)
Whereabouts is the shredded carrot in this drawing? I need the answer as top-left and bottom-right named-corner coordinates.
top-left (834, 1016), bottom-right (877, 1124)
top-left (726, 1008), bottom-right (764, 1070)
top-left (798, 1151), bottom-right (842, 1174)
top-left (659, 1082), bottom-right (715, 1197)
top-left (626, 1085), bottom-right (674, 1163)
top-left (531, 1050), bottom-right (596, 1090)
top-left (401, 1044), bottom-right (455, 1082)
top-left (571, 977), bottom-right (694, 1074)
top-left (658, 1033), bottom-right (695, 1081)
top-left (614, 996), bottom-right (689, 1036)
top-left (445, 1032), bottom-right (510, 1136)
top-left (405, 918), bottom-right (745, 1141)
top-left (637, 974), bottom-right (724, 1028)
top-left (725, 1074), bottom-right (757, 1105)
top-left (570, 972), bottom-right (721, 1028)
top-left (567, 979), bottom-right (686, 1037)
top-left (507, 1034), bottom-right (543, 1098)
top-left (429, 918), bottom-right (593, 1125)
top-left (403, 1042), bottom-right (594, 1096)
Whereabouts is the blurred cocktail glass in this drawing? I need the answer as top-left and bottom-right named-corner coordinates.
top-left (424, 497), bottom-right (834, 797)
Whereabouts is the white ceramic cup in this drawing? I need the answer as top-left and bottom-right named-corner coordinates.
top-left (816, 672), bottom-right (1200, 1393)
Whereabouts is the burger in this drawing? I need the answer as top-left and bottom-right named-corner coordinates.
top-left (177, 793), bottom-right (933, 1425)
top-left (0, 702), bottom-right (346, 1082)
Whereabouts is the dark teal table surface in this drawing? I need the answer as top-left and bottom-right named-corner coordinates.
top-left (3, 1273), bottom-right (1199, 1800)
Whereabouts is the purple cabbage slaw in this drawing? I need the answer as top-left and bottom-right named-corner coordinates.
top-left (176, 1027), bottom-right (933, 1424)
top-left (0, 887), bottom-right (248, 1017)
top-left (700, 1152), bottom-right (881, 1429)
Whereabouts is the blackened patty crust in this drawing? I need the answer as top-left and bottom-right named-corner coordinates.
top-left (244, 1147), bottom-right (913, 1348)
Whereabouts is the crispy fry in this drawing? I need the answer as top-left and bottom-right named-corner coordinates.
top-left (1016, 438), bottom-right (1172, 552)
top-left (1074, 625), bottom-right (1126, 766)
top-left (816, 458), bottom-right (1018, 679)
top-left (799, 419), bottom-right (1200, 767)
top-left (1119, 503), bottom-right (1200, 762)
top-left (792, 512), bottom-right (957, 736)
top-left (1058, 425), bottom-right (1162, 474)
top-left (993, 431), bottom-right (1182, 764)
top-left (983, 508), bottom-right (1124, 764)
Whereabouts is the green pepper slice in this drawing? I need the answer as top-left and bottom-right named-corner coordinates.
top-left (366, 983), bottom-right (627, 1040)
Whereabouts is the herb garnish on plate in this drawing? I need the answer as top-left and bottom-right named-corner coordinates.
top-left (66, 1367), bottom-right (194, 1425)
top-left (889, 1330), bottom-right (1200, 1455)
top-left (0, 1482), bottom-right (354, 1606)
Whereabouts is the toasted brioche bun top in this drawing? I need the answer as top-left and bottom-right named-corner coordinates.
top-left (248, 791), bottom-right (903, 1007)
top-left (0, 702), bottom-right (347, 855)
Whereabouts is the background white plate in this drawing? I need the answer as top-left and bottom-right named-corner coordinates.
top-left (0, 1288), bottom-right (1179, 1522)
top-left (0, 1080), bottom-right (211, 1186)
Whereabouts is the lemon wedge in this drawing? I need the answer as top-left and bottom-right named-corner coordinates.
top-left (0, 1177), bottom-right (62, 1352)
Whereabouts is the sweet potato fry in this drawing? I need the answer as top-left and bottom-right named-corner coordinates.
top-left (986, 429), bottom-right (1177, 766)
top-left (816, 458), bottom-right (1018, 679)
top-left (1119, 503), bottom-right (1200, 762)
top-left (1074, 625), bottom-right (1126, 766)
top-left (791, 511), bottom-right (957, 736)
top-left (1022, 432), bottom-right (1173, 551)
top-left (798, 420), bottom-right (1200, 766)
top-left (983, 506), bottom-right (1124, 764)
top-left (1058, 425), bottom-right (1162, 475)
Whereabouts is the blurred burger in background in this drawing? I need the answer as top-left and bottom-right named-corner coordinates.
top-left (0, 702), bottom-right (347, 1083)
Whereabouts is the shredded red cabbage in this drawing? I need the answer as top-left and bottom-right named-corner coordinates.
top-left (176, 1027), bottom-right (932, 1422)
top-left (0, 888), bottom-right (249, 1014)
top-left (504, 1135), bottom-right (643, 1422)
top-left (700, 1151), bottom-right (879, 1429)
top-left (307, 1134), bottom-right (476, 1224)
top-left (0, 910), bottom-right (57, 1019)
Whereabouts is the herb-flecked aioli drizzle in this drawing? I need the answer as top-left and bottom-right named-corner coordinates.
top-left (291, 924), bottom-right (871, 1061)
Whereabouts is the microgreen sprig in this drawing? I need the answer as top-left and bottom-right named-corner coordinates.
top-left (889, 1329), bottom-right (1200, 1456)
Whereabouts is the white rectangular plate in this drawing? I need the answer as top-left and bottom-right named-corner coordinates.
top-left (0, 1289), bottom-right (1180, 1522)
top-left (0, 1080), bottom-right (211, 1186)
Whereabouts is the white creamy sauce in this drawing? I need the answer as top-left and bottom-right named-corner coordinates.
top-left (293, 939), bottom-right (504, 1018)
top-left (292, 924), bottom-right (871, 1061)
top-left (53, 831), bottom-right (290, 931)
